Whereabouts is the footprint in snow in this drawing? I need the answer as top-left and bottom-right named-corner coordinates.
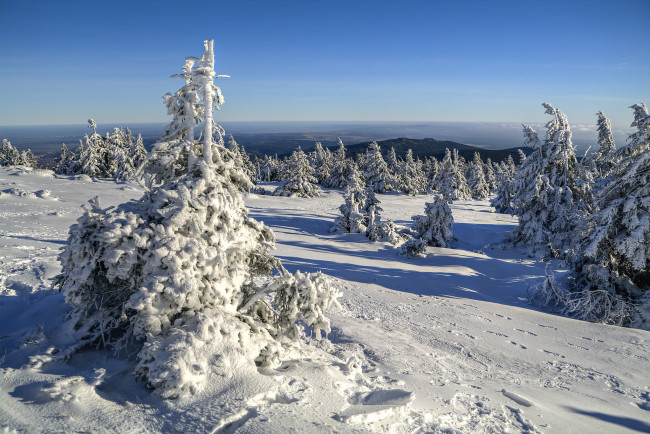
top-left (515, 329), bottom-right (538, 337)
top-left (541, 349), bottom-right (566, 359)
top-left (507, 341), bottom-right (527, 350)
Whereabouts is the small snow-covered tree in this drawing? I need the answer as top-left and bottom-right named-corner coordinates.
top-left (257, 154), bottom-right (281, 182)
top-left (424, 156), bottom-right (439, 191)
top-left (55, 144), bottom-right (72, 174)
top-left (361, 141), bottom-right (395, 193)
top-left (467, 152), bottom-right (490, 199)
top-left (54, 40), bottom-right (340, 398)
top-left (490, 157), bottom-right (517, 214)
top-left (273, 147), bottom-right (321, 197)
top-left (309, 141), bottom-right (332, 185)
top-left (323, 138), bottom-right (349, 188)
top-left (484, 157), bottom-right (497, 191)
top-left (386, 146), bottom-right (399, 173)
top-left (396, 149), bottom-right (426, 195)
top-left (331, 164), bottom-right (366, 234)
top-left (411, 194), bottom-right (454, 247)
top-left (18, 149), bottom-right (38, 168)
top-left (433, 148), bottom-right (471, 202)
top-left (0, 139), bottom-right (20, 166)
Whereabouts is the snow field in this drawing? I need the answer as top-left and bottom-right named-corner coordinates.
top-left (1, 169), bottom-right (649, 433)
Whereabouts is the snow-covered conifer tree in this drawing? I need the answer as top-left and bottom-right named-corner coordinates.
top-left (77, 131), bottom-right (105, 178)
top-left (510, 103), bottom-right (591, 257)
top-left (323, 139), bottom-right (349, 188)
top-left (55, 41), bottom-right (340, 398)
top-left (424, 157), bottom-right (439, 191)
top-left (386, 146), bottom-right (399, 173)
top-left (55, 144), bottom-right (71, 174)
top-left (361, 141), bottom-right (395, 193)
top-left (564, 103), bottom-right (650, 325)
top-left (0, 139), bottom-right (20, 166)
top-left (593, 111), bottom-right (617, 179)
top-left (257, 154), bottom-right (281, 182)
top-left (490, 158), bottom-right (517, 214)
top-left (433, 148), bottom-right (471, 202)
top-left (331, 164), bottom-right (366, 234)
top-left (273, 147), bottom-right (321, 197)
top-left (484, 157), bottom-right (497, 191)
top-left (396, 149), bottom-right (426, 195)
top-left (309, 142), bottom-right (332, 185)
top-left (467, 152), bottom-right (490, 200)
top-left (411, 194), bottom-right (454, 247)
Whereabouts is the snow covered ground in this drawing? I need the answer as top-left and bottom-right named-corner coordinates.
top-left (1, 166), bottom-right (649, 433)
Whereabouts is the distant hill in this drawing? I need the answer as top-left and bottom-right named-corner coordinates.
top-left (300, 137), bottom-right (532, 164)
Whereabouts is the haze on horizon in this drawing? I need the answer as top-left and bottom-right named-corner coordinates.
top-left (1, 0), bottom-right (648, 130)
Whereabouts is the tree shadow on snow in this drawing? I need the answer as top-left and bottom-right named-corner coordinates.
top-left (565, 407), bottom-right (650, 433)
top-left (276, 242), bottom-right (544, 309)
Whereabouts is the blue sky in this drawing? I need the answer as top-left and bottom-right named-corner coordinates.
top-left (1, 0), bottom-right (648, 128)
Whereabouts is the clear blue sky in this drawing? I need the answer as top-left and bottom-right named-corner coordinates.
top-left (1, 0), bottom-right (648, 128)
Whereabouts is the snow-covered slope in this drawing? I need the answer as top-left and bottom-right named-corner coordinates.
top-left (1, 167), bottom-right (649, 433)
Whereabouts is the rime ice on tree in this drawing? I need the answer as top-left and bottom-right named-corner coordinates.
top-left (411, 194), bottom-right (453, 248)
top-left (273, 147), bottom-right (321, 197)
top-left (566, 103), bottom-right (650, 325)
top-left (55, 40), bottom-right (340, 398)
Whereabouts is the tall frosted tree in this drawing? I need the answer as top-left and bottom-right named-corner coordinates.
top-left (559, 103), bottom-right (650, 325)
top-left (55, 40), bottom-right (339, 398)
top-left (592, 111), bottom-right (617, 179)
top-left (510, 103), bottom-right (591, 257)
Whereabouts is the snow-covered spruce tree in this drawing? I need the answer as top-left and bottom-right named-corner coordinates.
top-left (484, 157), bottom-right (497, 191)
top-left (509, 103), bottom-right (592, 257)
top-left (18, 149), bottom-right (38, 168)
top-left (565, 103), bottom-right (650, 325)
top-left (273, 147), bottom-right (321, 197)
top-left (0, 139), bottom-right (20, 166)
top-left (592, 111), bottom-right (618, 180)
top-left (433, 148), bottom-right (471, 203)
top-left (0, 139), bottom-right (36, 167)
top-left (309, 141), bottom-right (333, 185)
top-left (55, 144), bottom-right (72, 174)
top-left (361, 141), bottom-right (395, 193)
top-left (490, 157), bottom-right (517, 214)
top-left (56, 41), bottom-right (340, 398)
top-left (323, 138), bottom-right (349, 188)
top-left (386, 146), bottom-right (400, 174)
top-left (467, 152), bottom-right (490, 200)
top-left (411, 194), bottom-right (454, 248)
top-left (424, 156), bottom-right (439, 191)
top-left (77, 120), bottom-right (107, 178)
top-left (331, 164), bottom-right (366, 234)
top-left (257, 154), bottom-right (281, 182)
top-left (396, 149), bottom-right (426, 195)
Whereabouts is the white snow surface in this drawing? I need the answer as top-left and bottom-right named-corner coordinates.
top-left (1, 166), bottom-right (649, 433)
